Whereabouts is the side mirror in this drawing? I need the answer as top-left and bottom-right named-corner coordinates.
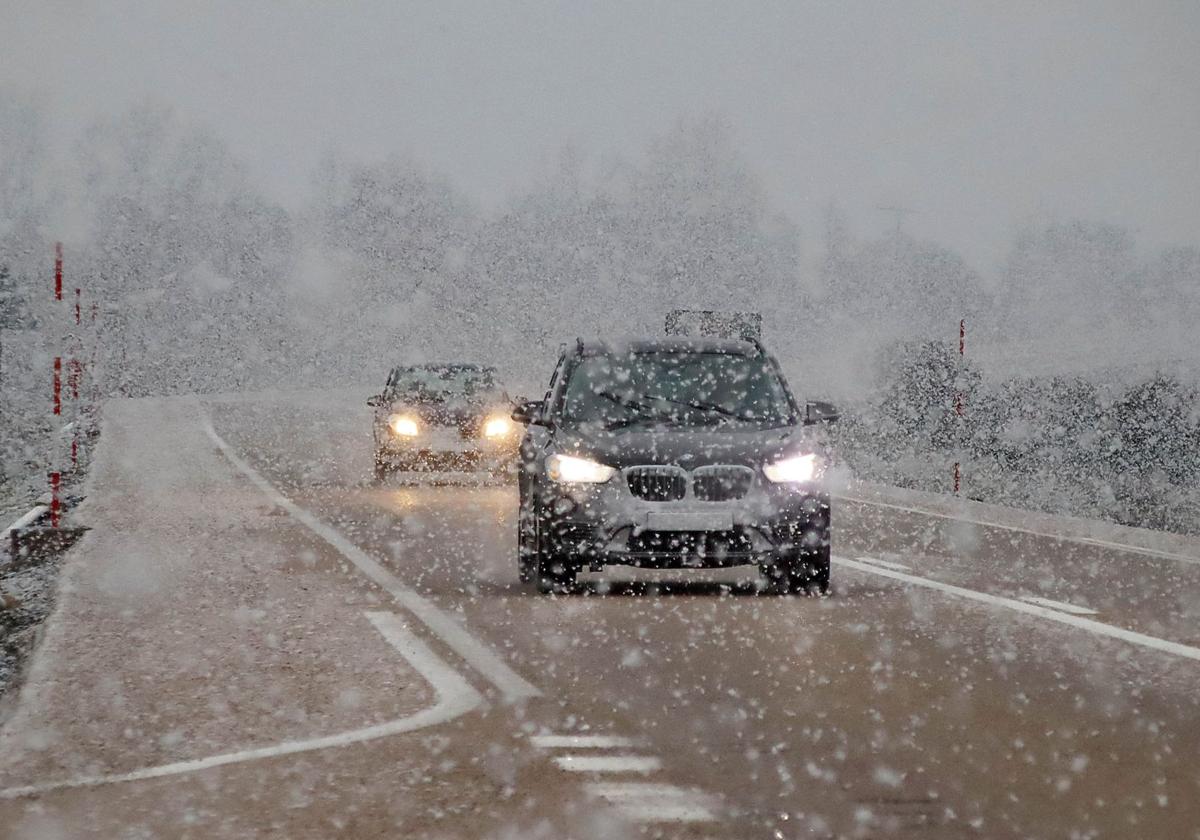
top-left (511, 399), bottom-right (545, 425)
top-left (804, 400), bottom-right (839, 425)
top-left (367, 395), bottom-right (384, 408)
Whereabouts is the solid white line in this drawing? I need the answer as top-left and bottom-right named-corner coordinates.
top-left (833, 556), bottom-right (1200, 662)
top-left (856, 555), bottom-right (911, 571)
top-left (365, 611), bottom-right (482, 704)
top-left (531, 734), bottom-right (637, 750)
top-left (585, 782), bottom-right (716, 822)
top-left (0, 612), bottom-right (481, 800)
top-left (203, 417), bottom-right (540, 702)
top-left (554, 755), bottom-right (662, 774)
top-left (837, 493), bottom-right (1200, 566)
top-left (1020, 595), bottom-right (1098, 616)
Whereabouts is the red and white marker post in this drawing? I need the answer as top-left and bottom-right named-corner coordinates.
top-left (48, 242), bottom-right (70, 519)
top-left (54, 241), bottom-right (63, 302)
top-left (48, 471), bottom-right (61, 528)
top-left (953, 318), bottom-right (965, 495)
top-left (52, 356), bottom-right (62, 417)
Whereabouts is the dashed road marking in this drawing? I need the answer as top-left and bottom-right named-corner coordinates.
top-left (585, 781), bottom-right (717, 823)
top-left (531, 734), bottom-right (637, 750)
top-left (834, 555), bottom-right (1200, 661)
top-left (856, 555), bottom-right (911, 571)
top-left (204, 416), bottom-right (540, 702)
top-left (0, 612), bottom-right (481, 800)
top-left (1019, 595), bottom-right (1098, 616)
top-left (535, 733), bottom-right (720, 823)
top-left (553, 754), bottom-right (663, 774)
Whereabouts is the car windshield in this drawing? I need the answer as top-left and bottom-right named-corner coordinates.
top-left (391, 367), bottom-right (494, 398)
top-left (561, 351), bottom-right (793, 427)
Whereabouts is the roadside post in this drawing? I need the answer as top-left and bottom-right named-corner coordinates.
top-left (954, 318), bottom-right (965, 495)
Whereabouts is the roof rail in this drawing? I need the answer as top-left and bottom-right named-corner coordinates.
top-left (746, 336), bottom-right (767, 355)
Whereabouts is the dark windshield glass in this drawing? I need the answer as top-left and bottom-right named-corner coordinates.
top-left (391, 367), bottom-right (495, 397)
top-left (561, 352), bottom-right (792, 426)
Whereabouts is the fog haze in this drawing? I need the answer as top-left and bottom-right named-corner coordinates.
top-left (5, 0), bottom-right (1198, 270)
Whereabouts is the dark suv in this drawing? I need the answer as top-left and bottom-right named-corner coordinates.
top-left (512, 338), bottom-right (835, 594)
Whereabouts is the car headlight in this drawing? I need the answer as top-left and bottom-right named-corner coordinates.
top-left (763, 453), bottom-right (820, 483)
top-left (483, 416), bottom-right (513, 438)
top-left (388, 415), bottom-right (419, 437)
top-left (546, 453), bottom-right (616, 484)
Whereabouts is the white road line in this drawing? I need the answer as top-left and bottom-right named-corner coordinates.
top-left (837, 494), bottom-right (1200, 566)
top-left (1020, 595), bottom-right (1098, 616)
top-left (553, 755), bottom-right (663, 774)
top-left (365, 611), bottom-right (482, 702)
top-left (531, 734), bottom-right (637, 750)
top-left (585, 782), bottom-right (717, 823)
top-left (203, 417), bottom-right (540, 702)
top-left (856, 555), bottom-right (911, 571)
top-left (833, 556), bottom-right (1200, 662)
top-left (0, 612), bottom-right (481, 800)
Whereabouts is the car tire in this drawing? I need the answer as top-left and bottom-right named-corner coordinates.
top-left (788, 546), bottom-right (830, 595)
top-left (523, 495), bottom-right (576, 594)
top-left (373, 451), bottom-right (390, 481)
top-left (536, 552), bottom-right (577, 594)
top-left (517, 492), bottom-right (538, 583)
top-left (765, 546), bottom-right (830, 595)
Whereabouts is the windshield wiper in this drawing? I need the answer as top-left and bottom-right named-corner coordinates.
top-left (652, 395), bottom-right (763, 423)
top-left (594, 390), bottom-right (673, 430)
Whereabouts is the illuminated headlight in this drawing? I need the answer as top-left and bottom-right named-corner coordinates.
top-left (388, 415), bottom-right (419, 437)
top-left (763, 453), bottom-right (820, 483)
top-left (483, 416), bottom-right (513, 438)
top-left (546, 453), bottom-right (616, 484)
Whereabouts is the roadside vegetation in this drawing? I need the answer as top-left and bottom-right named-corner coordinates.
top-left (839, 341), bottom-right (1200, 535)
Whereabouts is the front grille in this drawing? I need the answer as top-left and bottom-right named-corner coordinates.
top-left (692, 465), bottom-right (755, 501)
top-left (625, 466), bottom-right (688, 501)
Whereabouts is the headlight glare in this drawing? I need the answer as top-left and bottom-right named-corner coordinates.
top-left (484, 416), bottom-right (513, 438)
top-left (547, 453), bottom-right (616, 484)
top-left (389, 415), bottom-right (420, 437)
top-left (763, 453), bottom-right (819, 483)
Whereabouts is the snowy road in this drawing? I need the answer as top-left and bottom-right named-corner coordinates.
top-left (3, 391), bottom-right (1200, 838)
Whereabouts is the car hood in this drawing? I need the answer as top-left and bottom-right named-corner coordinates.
top-left (553, 423), bottom-right (819, 469)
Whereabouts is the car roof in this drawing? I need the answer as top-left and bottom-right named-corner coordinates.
top-left (576, 337), bottom-right (761, 357)
top-left (391, 363), bottom-right (495, 372)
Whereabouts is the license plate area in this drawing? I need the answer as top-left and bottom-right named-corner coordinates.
top-left (644, 511), bottom-right (733, 532)
top-left (425, 429), bottom-right (471, 451)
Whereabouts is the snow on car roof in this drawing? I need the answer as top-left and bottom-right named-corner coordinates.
top-left (577, 337), bottom-right (760, 357)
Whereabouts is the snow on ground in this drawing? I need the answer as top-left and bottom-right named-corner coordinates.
top-left (0, 396), bottom-right (432, 787)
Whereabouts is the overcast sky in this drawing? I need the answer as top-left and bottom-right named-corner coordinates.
top-left (3, 0), bottom-right (1198, 271)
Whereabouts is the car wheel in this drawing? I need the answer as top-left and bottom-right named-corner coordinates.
top-left (373, 451), bottom-right (390, 481)
top-left (788, 546), bottom-right (830, 595)
top-left (536, 552), bottom-right (577, 594)
top-left (764, 546), bottom-right (830, 595)
top-left (517, 492), bottom-right (538, 583)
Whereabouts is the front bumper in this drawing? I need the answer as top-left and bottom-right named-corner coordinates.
top-left (538, 473), bottom-right (829, 571)
top-left (377, 427), bottom-right (519, 467)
